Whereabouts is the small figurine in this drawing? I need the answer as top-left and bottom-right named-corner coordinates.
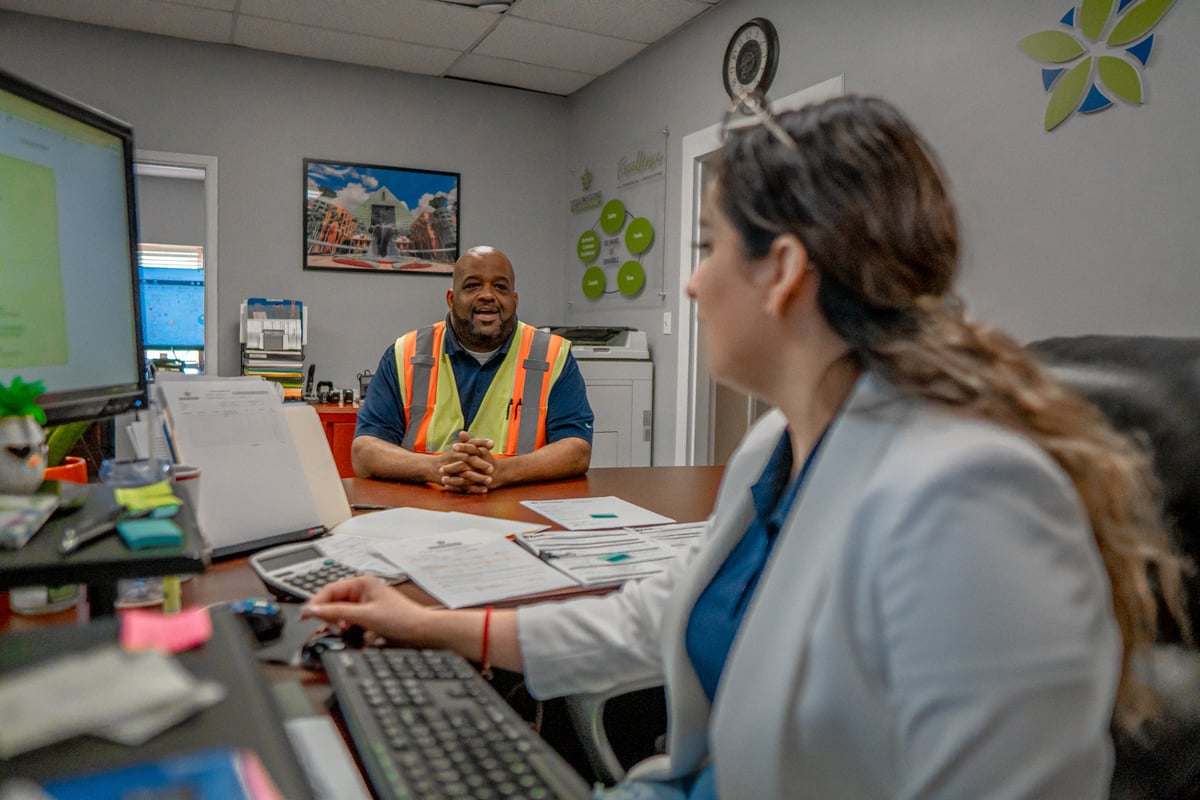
top-left (0, 377), bottom-right (49, 494)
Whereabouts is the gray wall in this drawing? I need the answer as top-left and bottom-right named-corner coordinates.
top-left (564, 0), bottom-right (1200, 463)
top-left (0, 10), bottom-right (570, 395)
top-left (4, 1), bottom-right (1197, 466)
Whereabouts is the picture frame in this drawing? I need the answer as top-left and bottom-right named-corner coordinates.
top-left (303, 158), bottom-right (460, 274)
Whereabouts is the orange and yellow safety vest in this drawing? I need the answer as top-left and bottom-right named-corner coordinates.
top-left (395, 320), bottom-right (570, 456)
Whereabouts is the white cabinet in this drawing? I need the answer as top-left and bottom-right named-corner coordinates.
top-left (577, 359), bottom-right (653, 467)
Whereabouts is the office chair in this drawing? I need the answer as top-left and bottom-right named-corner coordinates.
top-left (1028, 335), bottom-right (1200, 800)
top-left (565, 679), bottom-right (667, 785)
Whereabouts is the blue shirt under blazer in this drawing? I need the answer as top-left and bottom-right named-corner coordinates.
top-left (518, 372), bottom-right (1120, 799)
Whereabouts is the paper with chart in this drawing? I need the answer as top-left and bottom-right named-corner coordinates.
top-left (519, 496), bottom-right (674, 530)
top-left (514, 521), bottom-right (706, 587)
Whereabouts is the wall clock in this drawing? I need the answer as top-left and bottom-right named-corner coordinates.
top-left (723, 18), bottom-right (780, 101)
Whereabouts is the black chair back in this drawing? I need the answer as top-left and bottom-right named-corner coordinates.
top-left (1029, 335), bottom-right (1200, 800)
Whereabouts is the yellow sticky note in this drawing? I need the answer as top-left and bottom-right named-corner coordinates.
top-left (114, 481), bottom-right (182, 511)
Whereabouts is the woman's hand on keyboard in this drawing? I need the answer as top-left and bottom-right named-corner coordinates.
top-left (302, 575), bottom-right (524, 672)
top-left (301, 575), bottom-right (433, 645)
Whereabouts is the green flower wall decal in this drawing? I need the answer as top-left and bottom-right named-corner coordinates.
top-left (1019, 0), bottom-right (1177, 130)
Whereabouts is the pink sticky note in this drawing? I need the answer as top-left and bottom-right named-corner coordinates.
top-left (120, 607), bottom-right (213, 653)
top-left (240, 749), bottom-right (287, 800)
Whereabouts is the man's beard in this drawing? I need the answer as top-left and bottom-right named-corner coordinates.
top-left (450, 309), bottom-right (515, 351)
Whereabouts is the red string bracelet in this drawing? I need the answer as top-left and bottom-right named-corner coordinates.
top-left (480, 605), bottom-right (494, 679)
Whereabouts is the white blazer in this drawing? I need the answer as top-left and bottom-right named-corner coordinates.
top-left (519, 373), bottom-right (1120, 799)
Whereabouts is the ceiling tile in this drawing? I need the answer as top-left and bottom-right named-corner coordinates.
top-left (234, 15), bottom-right (461, 75)
top-left (239, 0), bottom-right (497, 51)
top-left (511, 0), bottom-right (710, 45)
top-left (475, 16), bottom-right (645, 75)
top-left (0, 0), bottom-right (723, 96)
top-left (447, 52), bottom-right (594, 96)
top-left (0, 0), bottom-right (234, 43)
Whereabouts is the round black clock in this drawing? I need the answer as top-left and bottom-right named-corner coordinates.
top-left (723, 18), bottom-right (780, 101)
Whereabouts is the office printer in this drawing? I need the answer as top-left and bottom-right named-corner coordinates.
top-left (546, 326), bottom-right (649, 360)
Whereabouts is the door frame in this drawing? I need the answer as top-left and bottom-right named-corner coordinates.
top-left (673, 76), bottom-right (845, 465)
top-left (133, 150), bottom-right (219, 374)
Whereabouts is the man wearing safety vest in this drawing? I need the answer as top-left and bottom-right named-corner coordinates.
top-left (353, 246), bottom-right (594, 493)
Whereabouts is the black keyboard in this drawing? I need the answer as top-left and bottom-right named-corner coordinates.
top-left (322, 647), bottom-right (592, 800)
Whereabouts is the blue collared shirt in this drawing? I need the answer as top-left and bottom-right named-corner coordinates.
top-left (683, 427), bottom-right (825, 799)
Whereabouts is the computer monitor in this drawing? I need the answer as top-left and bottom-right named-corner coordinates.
top-left (140, 266), bottom-right (205, 350)
top-left (0, 68), bottom-right (147, 425)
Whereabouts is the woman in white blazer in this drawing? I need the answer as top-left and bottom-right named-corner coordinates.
top-left (303, 94), bottom-right (1187, 799)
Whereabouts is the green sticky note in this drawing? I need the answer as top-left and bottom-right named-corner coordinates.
top-left (117, 518), bottom-right (183, 550)
top-left (114, 481), bottom-right (182, 511)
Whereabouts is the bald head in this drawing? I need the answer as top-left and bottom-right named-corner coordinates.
top-left (447, 245), bottom-right (519, 351)
top-left (454, 246), bottom-right (514, 288)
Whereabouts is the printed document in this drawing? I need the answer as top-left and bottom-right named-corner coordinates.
top-left (323, 507), bottom-right (549, 582)
top-left (515, 522), bottom-right (706, 587)
top-left (519, 496), bottom-right (675, 530)
top-left (368, 528), bottom-right (575, 608)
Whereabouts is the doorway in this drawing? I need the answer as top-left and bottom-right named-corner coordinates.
top-left (673, 77), bottom-right (844, 466)
top-left (133, 150), bottom-right (219, 374)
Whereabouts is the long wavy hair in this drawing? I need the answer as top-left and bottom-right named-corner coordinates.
top-left (715, 93), bottom-right (1188, 730)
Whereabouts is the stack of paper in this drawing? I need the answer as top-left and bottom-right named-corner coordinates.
top-left (0, 645), bottom-right (225, 758)
top-left (313, 507), bottom-right (559, 607)
top-left (514, 522), bottom-right (706, 588)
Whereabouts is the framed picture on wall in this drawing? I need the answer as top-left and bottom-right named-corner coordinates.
top-left (303, 158), bottom-right (460, 274)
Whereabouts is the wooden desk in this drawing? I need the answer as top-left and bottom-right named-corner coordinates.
top-left (3, 466), bottom-right (724, 630)
top-left (344, 465), bottom-right (724, 527)
top-left (0, 466), bottom-right (724, 789)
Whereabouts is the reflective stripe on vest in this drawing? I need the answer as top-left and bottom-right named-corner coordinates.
top-left (398, 324), bottom-right (444, 452)
top-left (396, 321), bottom-right (568, 456)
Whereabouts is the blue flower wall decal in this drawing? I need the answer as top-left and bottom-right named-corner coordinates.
top-left (1019, 0), bottom-right (1178, 130)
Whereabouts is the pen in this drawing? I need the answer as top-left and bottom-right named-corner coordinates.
top-left (538, 550), bottom-right (631, 561)
top-left (350, 503), bottom-right (396, 511)
top-left (589, 513), bottom-right (619, 519)
top-left (59, 507), bottom-right (152, 554)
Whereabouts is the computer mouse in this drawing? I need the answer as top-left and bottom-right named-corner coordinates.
top-left (299, 631), bottom-right (345, 671)
top-left (299, 625), bottom-right (366, 671)
top-left (229, 597), bottom-right (285, 643)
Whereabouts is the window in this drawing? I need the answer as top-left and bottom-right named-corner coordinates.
top-left (138, 243), bottom-right (205, 373)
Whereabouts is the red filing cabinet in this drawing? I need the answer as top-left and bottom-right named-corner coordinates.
top-left (312, 403), bottom-right (359, 478)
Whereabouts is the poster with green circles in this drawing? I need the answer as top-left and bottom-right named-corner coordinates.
top-left (567, 131), bottom-right (665, 308)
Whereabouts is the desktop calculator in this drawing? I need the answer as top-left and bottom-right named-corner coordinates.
top-left (249, 540), bottom-right (364, 601)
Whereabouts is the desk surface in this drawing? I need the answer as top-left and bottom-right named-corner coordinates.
top-left (0, 466), bottom-right (724, 791)
top-left (345, 465), bottom-right (724, 526)
top-left (1, 466), bottom-right (724, 632)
